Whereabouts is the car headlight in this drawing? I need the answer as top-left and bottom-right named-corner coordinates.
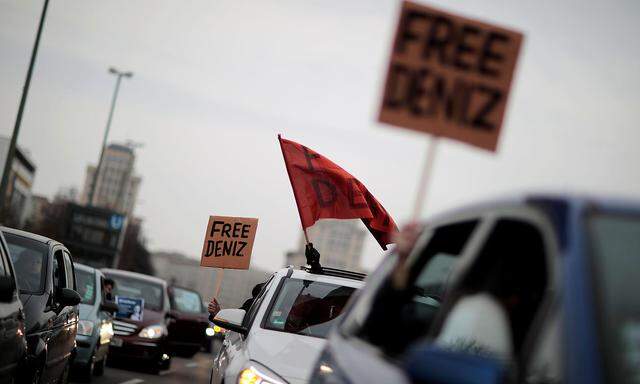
top-left (99, 322), bottom-right (114, 344)
top-left (205, 327), bottom-right (215, 337)
top-left (238, 364), bottom-right (286, 384)
top-left (77, 320), bottom-right (95, 336)
top-left (138, 324), bottom-right (166, 339)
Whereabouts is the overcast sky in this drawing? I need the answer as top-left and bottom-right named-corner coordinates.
top-left (1, 0), bottom-right (639, 272)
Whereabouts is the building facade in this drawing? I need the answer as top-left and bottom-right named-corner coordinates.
top-left (80, 143), bottom-right (141, 217)
top-left (285, 219), bottom-right (366, 272)
top-left (0, 136), bottom-right (36, 227)
top-left (152, 251), bottom-right (271, 308)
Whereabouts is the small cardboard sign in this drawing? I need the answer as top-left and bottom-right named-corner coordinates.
top-left (115, 296), bottom-right (144, 321)
top-left (378, 1), bottom-right (523, 152)
top-left (200, 216), bottom-right (258, 270)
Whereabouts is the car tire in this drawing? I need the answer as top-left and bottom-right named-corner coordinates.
top-left (58, 361), bottom-right (70, 384)
top-left (75, 361), bottom-right (94, 383)
top-left (93, 358), bottom-right (106, 377)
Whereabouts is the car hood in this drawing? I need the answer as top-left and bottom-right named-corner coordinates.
top-left (247, 327), bottom-right (326, 383)
top-left (79, 303), bottom-right (95, 320)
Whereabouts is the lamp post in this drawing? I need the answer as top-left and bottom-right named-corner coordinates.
top-left (87, 67), bottom-right (133, 206)
top-left (0, 0), bottom-right (50, 214)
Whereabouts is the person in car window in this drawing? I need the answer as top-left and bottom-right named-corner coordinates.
top-left (103, 278), bottom-right (115, 301)
top-left (207, 282), bottom-right (265, 322)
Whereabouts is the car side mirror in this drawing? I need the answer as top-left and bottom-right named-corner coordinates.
top-left (57, 288), bottom-right (81, 308)
top-left (0, 275), bottom-right (16, 302)
top-left (404, 345), bottom-right (507, 384)
top-left (100, 300), bottom-right (119, 314)
top-left (212, 308), bottom-right (248, 336)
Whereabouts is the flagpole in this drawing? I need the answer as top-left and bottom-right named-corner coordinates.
top-left (278, 134), bottom-right (311, 245)
top-left (412, 136), bottom-right (439, 220)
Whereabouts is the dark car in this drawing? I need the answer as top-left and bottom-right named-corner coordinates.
top-left (0, 229), bottom-right (27, 383)
top-left (2, 227), bottom-right (81, 384)
top-left (166, 286), bottom-right (212, 357)
top-left (310, 194), bottom-right (640, 384)
top-left (101, 268), bottom-right (171, 374)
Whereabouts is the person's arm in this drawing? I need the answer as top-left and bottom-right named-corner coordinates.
top-left (208, 298), bottom-right (221, 322)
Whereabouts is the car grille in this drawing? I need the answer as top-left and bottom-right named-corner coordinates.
top-left (112, 320), bottom-right (139, 336)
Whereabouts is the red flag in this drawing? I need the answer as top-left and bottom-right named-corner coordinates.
top-left (278, 135), bottom-right (398, 250)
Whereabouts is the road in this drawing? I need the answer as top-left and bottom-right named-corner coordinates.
top-left (71, 352), bottom-right (214, 384)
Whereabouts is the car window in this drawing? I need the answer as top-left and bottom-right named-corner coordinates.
top-left (106, 274), bottom-right (164, 311)
top-left (263, 278), bottom-right (356, 339)
top-left (170, 287), bottom-right (203, 313)
top-left (53, 250), bottom-right (66, 289)
top-left (242, 276), bottom-right (274, 329)
top-left (588, 213), bottom-right (640, 384)
top-left (342, 220), bottom-right (478, 353)
top-left (4, 233), bottom-right (48, 293)
top-left (76, 268), bottom-right (96, 305)
top-left (0, 237), bottom-right (8, 277)
top-left (63, 251), bottom-right (75, 289)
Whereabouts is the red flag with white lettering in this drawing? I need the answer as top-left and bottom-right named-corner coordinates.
top-left (278, 135), bottom-right (398, 250)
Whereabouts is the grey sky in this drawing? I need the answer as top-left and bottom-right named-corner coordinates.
top-left (1, 0), bottom-right (639, 271)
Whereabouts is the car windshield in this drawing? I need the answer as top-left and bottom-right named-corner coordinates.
top-left (106, 274), bottom-right (164, 311)
top-left (76, 268), bottom-right (96, 305)
top-left (264, 278), bottom-right (356, 339)
top-left (171, 287), bottom-right (205, 313)
top-left (589, 213), bottom-right (640, 384)
top-left (4, 233), bottom-right (48, 293)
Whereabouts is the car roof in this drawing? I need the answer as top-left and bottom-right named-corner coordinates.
top-left (75, 262), bottom-right (103, 275)
top-left (424, 192), bottom-right (640, 224)
top-left (0, 226), bottom-right (60, 246)
top-left (285, 268), bottom-right (365, 289)
top-left (101, 268), bottom-right (167, 286)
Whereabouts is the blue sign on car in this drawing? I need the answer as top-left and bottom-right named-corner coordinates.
top-left (116, 296), bottom-right (144, 321)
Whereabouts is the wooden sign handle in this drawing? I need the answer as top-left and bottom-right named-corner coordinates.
top-left (213, 268), bottom-right (224, 298)
top-left (412, 136), bottom-right (440, 220)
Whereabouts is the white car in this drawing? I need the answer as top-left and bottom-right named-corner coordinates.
top-left (210, 266), bottom-right (365, 384)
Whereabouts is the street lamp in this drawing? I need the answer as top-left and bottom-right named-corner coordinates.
top-left (87, 67), bottom-right (133, 206)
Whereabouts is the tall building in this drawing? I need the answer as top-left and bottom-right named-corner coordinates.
top-left (0, 136), bottom-right (36, 227)
top-left (285, 219), bottom-right (366, 272)
top-left (80, 143), bottom-right (141, 217)
top-left (152, 251), bottom-right (271, 308)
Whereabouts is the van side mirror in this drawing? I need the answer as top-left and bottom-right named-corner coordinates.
top-left (404, 345), bottom-right (507, 384)
top-left (0, 275), bottom-right (16, 302)
top-left (100, 300), bottom-right (119, 314)
top-left (212, 308), bottom-right (248, 336)
top-left (57, 288), bottom-right (81, 308)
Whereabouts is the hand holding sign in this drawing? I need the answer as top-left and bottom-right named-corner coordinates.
top-left (200, 216), bottom-right (258, 270)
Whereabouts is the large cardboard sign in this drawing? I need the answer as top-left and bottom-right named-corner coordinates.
top-left (379, 1), bottom-right (523, 151)
top-left (200, 216), bottom-right (258, 270)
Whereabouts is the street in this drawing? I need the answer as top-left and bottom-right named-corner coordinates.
top-left (71, 352), bottom-right (213, 384)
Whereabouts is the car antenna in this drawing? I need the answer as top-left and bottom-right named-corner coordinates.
top-left (305, 243), bottom-right (323, 274)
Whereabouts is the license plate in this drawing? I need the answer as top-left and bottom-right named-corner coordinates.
top-left (110, 337), bottom-right (123, 347)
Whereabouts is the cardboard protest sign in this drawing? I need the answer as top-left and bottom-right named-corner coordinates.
top-left (379, 1), bottom-right (523, 151)
top-left (200, 216), bottom-right (258, 270)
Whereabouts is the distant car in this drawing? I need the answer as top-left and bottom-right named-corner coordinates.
top-left (71, 263), bottom-right (118, 382)
top-left (101, 268), bottom-right (171, 374)
top-left (210, 266), bottom-right (365, 384)
top-left (309, 194), bottom-right (640, 384)
top-left (0, 229), bottom-right (27, 383)
top-left (166, 286), bottom-right (212, 357)
top-left (2, 227), bottom-right (81, 384)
